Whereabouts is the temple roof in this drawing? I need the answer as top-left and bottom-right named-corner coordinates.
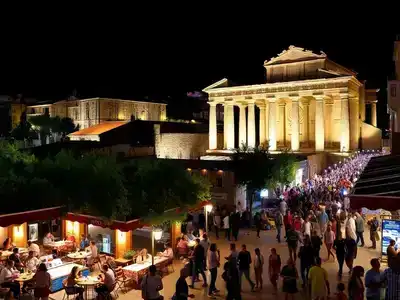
top-left (264, 45), bottom-right (327, 66)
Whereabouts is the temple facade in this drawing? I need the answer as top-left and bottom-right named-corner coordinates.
top-left (204, 46), bottom-right (381, 153)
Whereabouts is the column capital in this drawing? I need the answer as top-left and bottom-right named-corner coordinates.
top-left (208, 101), bottom-right (218, 106)
top-left (339, 93), bottom-right (349, 100)
top-left (314, 94), bottom-right (326, 101)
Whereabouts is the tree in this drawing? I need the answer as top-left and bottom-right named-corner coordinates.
top-left (272, 150), bottom-right (298, 187)
top-left (10, 111), bottom-right (36, 147)
top-left (124, 159), bottom-right (211, 222)
top-left (29, 114), bottom-right (53, 145)
top-left (51, 117), bottom-right (79, 139)
top-left (232, 144), bottom-right (275, 216)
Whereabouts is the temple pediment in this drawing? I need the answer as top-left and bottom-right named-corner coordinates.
top-left (264, 45), bottom-right (326, 66)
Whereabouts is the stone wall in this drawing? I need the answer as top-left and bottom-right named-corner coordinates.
top-left (307, 152), bottom-right (346, 178)
top-left (154, 124), bottom-right (223, 159)
top-left (361, 122), bottom-right (382, 150)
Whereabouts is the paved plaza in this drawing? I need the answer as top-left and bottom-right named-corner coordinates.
top-left (50, 225), bottom-right (381, 300)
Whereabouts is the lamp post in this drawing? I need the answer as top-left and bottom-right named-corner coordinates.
top-left (151, 228), bottom-right (163, 265)
top-left (204, 204), bottom-right (213, 235)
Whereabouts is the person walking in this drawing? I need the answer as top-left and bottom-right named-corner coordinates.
top-left (298, 234), bottom-right (314, 288)
top-left (175, 268), bottom-right (194, 300)
top-left (286, 224), bottom-right (301, 263)
top-left (213, 210), bottom-right (221, 240)
top-left (364, 258), bottom-right (381, 300)
top-left (308, 257), bottom-right (330, 300)
top-left (268, 248), bottom-right (281, 294)
top-left (319, 208), bottom-right (329, 238)
top-left (275, 210), bottom-right (284, 243)
top-left (345, 235), bottom-right (357, 274)
top-left (311, 230), bottom-right (323, 261)
top-left (254, 212), bottom-right (262, 239)
top-left (141, 265), bottom-right (163, 300)
top-left (324, 224), bottom-right (336, 261)
top-left (333, 231), bottom-right (347, 279)
top-left (280, 258), bottom-right (298, 300)
top-left (348, 266), bottom-right (365, 300)
top-left (222, 262), bottom-right (241, 300)
top-left (355, 212), bottom-right (365, 247)
top-left (368, 217), bottom-right (379, 249)
top-left (302, 215), bottom-right (312, 239)
top-left (189, 239), bottom-right (207, 289)
top-left (231, 212), bottom-right (240, 242)
top-left (237, 244), bottom-right (255, 292)
top-left (207, 244), bottom-right (220, 299)
top-left (223, 214), bottom-right (230, 241)
top-left (253, 248), bottom-right (264, 290)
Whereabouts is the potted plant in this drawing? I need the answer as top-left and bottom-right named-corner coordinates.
top-left (123, 250), bottom-right (136, 260)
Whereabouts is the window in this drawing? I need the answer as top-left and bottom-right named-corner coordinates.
top-left (391, 85), bottom-right (397, 97)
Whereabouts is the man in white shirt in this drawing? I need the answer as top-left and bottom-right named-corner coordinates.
top-left (141, 265), bottom-right (163, 300)
top-left (280, 199), bottom-right (288, 216)
top-left (223, 215), bottom-right (230, 241)
top-left (303, 216), bottom-right (312, 238)
top-left (25, 251), bottom-right (40, 272)
top-left (27, 241), bottom-right (40, 257)
top-left (0, 260), bottom-right (20, 298)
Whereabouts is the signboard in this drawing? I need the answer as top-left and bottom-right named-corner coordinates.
top-left (382, 219), bottom-right (400, 255)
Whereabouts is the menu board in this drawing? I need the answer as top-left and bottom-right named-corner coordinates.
top-left (382, 219), bottom-right (400, 255)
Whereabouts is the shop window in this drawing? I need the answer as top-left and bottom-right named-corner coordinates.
top-left (88, 225), bottom-right (115, 255)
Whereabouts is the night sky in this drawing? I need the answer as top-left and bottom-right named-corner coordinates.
top-left (0, 14), bottom-right (398, 129)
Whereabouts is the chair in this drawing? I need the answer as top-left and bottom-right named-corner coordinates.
top-left (98, 282), bottom-right (118, 300)
top-left (115, 267), bottom-right (132, 293)
top-left (62, 286), bottom-right (81, 300)
top-left (96, 254), bottom-right (107, 270)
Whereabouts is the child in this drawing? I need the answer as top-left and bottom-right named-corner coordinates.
top-left (335, 283), bottom-right (348, 300)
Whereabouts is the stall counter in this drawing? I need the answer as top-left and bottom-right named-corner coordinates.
top-left (47, 263), bottom-right (89, 292)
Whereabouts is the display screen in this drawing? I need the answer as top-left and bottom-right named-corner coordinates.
top-left (382, 219), bottom-right (400, 255)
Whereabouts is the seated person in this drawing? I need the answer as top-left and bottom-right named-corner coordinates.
top-left (8, 248), bottom-right (23, 271)
top-left (79, 235), bottom-right (89, 250)
top-left (2, 238), bottom-right (14, 251)
top-left (63, 266), bottom-right (84, 300)
top-left (27, 241), bottom-right (40, 257)
top-left (43, 233), bottom-right (54, 245)
top-left (95, 264), bottom-right (115, 294)
top-left (176, 237), bottom-right (189, 257)
top-left (159, 243), bottom-right (174, 260)
top-left (106, 257), bottom-right (118, 271)
top-left (136, 249), bottom-right (152, 264)
top-left (186, 231), bottom-right (196, 242)
top-left (26, 251), bottom-right (40, 272)
top-left (0, 260), bottom-right (20, 298)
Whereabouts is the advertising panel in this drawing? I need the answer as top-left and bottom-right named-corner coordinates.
top-left (382, 219), bottom-right (400, 255)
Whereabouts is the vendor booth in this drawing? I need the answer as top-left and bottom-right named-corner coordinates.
top-left (0, 207), bottom-right (63, 249)
top-left (63, 213), bottom-right (141, 259)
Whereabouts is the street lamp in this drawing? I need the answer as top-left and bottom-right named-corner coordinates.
top-left (204, 204), bottom-right (213, 235)
top-left (151, 228), bottom-right (163, 265)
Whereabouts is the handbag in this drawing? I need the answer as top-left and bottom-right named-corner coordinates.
top-left (375, 231), bottom-right (380, 241)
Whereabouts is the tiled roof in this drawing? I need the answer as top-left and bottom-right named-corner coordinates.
top-left (69, 121), bottom-right (128, 136)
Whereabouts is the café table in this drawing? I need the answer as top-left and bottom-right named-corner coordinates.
top-left (76, 276), bottom-right (100, 299)
top-left (122, 256), bottom-right (168, 284)
top-left (114, 258), bottom-right (132, 267)
top-left (15, 272), bottom-right (35, 282)
top-left (67, 251), bottom-right (91, 265)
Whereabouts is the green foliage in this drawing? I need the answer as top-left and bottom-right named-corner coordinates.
top-left (29, 115), bottom-right (78, 144)
top-left (272, 150), bottom-right (298, 186)
top-left (123, 250), bottom-right (136, 260)
top-left (125, 159), bottom-right (211, 223)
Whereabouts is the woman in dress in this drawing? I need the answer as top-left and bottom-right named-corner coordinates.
top-left (348, 266), bottom-right (364, 300)
top-left (136, 248), bottom-right (152, 264)
top-left (268, 248), bottom-right (281, 294)
top-left (280, 258), bottom-right (298, 300)
top-left (34, 263), bottom-right (51, 300)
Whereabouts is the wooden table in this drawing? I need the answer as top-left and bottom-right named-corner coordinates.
top-left (76, 276), bottom-right (100, 299)
top-left (15, 273), bottom-right (34, 282)
top-left (114, 258), bottom-right (132, 267)
top-left (67, 251), bottom-right (91, 265)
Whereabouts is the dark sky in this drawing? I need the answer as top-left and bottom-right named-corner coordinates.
top-left (0, 12), bottom-right (398, 128)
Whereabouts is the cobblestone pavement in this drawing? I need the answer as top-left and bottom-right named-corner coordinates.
top-left (51, 224), bottom-right (382, 300)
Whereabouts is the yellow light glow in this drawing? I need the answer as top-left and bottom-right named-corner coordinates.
top-left (217, 170), bottom-right (223, 174)
top-left (13, 225), bottom-right (23, 237)
top-left (205, 204), bottom-right (213, 213)
top-left (153, 229), bottom-right (163, 241)
top-left (66, 221), bottom-right (80, 235)
top-left (117, 230), bottom-right (126, 244)
top-left (187, 168), bottom-right (192, 172)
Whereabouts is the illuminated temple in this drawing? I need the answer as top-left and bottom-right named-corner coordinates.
top-left (203, 46), bottom-right (381, 153)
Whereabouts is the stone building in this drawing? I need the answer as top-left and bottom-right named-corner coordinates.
top-left (204, 46), bottom-right (382, 153)
top-left (26, 97), bottom-right (167, 129)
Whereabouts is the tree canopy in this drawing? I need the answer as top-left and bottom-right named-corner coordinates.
top-left (0, 142), bottom-right (211, 223)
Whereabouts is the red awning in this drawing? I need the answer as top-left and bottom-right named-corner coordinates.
top-left (350, 195), bottom-right (400, 211)
top-left (0, 207), bottom-right (63, 228)
top-left (65, 213), bottom-right (142, 232)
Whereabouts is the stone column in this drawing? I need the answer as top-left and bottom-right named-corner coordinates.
top-left (371, 101), bottom-right (377, 127)
top-left (349, 96), bottom-right (360, 150)
top-left (302, 100), bottom-right (310, 147)
top-left (259, 103), bottom-right (266, 146)
top-left (223, 103), bottom-right (228, 149)
top-left (268, 99), bottom-right (277, 151)
top-left (238, 104), bottom-right (247, 147)
top-left (340, 94), bottom-right (350, 152)
top-left (209, 102), bottom-right (217, 150)
top-left (226, 103), bottom-right (235, 149)
top-left (247, 101), bottom-right (256, 148)
top-left (265, 102), bottom-right (269, 142)
top-left (315, 95), bottom-right (325, 151)
top-left (291, 97), bottom-right (300, 151)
